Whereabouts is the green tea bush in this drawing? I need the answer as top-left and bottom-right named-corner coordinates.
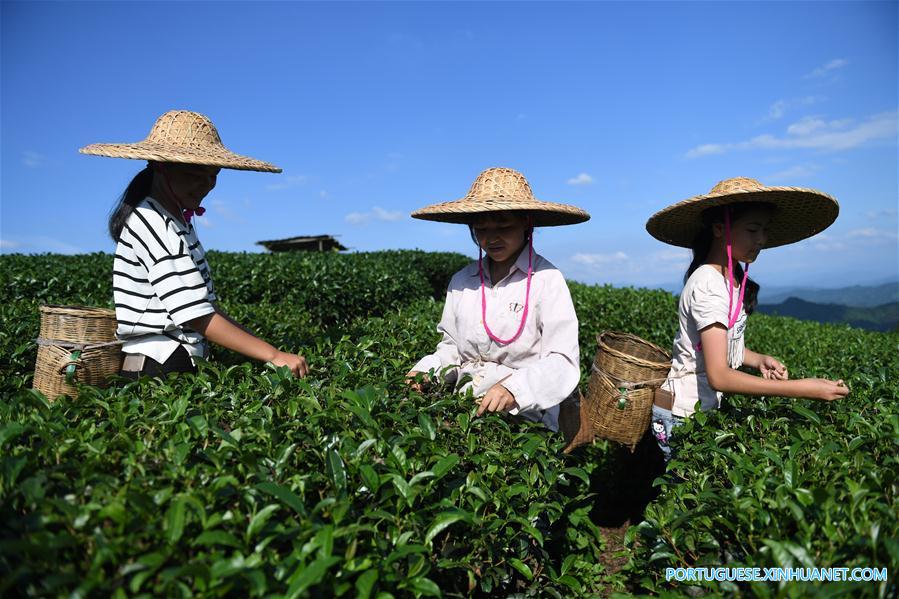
top-left (1, 302), bottom-right (608, 597)
top-left (1, 251), bottom-right (896, 597)
top-left (205, 250), bottom-right (467, 324)
top-left (630, 314), bottom-right (899, 597)
top-left (0, 250), bottom-right (469, 325)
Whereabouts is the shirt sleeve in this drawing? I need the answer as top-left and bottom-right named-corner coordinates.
top-left (148, 256), bottom-right (215, 326)
top-left (126, 207), bottom-right (215, 326)
top-left (411, 285), bottom-right (462, 377)
top-left (501, 270), bottom-right (581, 414)
top-left (689, 273), bottom-right (730, 331)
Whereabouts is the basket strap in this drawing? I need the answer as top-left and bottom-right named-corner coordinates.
top-left (591, 363), bottom-right (668, 389)
top-left (36, 337), bottom-right (125, 350)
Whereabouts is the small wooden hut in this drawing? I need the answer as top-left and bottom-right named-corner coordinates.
top-left (256, 235), bottom-right (348, 253)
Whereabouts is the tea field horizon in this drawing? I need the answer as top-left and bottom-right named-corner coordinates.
top-left (1, 250), bottom-right (896, 597)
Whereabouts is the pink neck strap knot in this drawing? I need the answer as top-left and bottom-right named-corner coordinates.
top-left (183, 207), bottom-right (206, 223)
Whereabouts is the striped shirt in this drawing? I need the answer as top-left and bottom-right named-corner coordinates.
top-left (113, 196), bottom-right (216, 364)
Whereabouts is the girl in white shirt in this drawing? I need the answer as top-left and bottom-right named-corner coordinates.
top-left (645, 177), bottom-right (849, 460)
top-left (407, 167), bottom-right (590, 431)
top-left (81, 110), bottom-right (308, 379)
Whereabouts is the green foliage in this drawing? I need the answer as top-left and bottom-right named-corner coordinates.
top-left (1, 251), bottom-right (897, 597)
top-left (0, 364), bottom-right (606, 597)
top-left (629, 314), bottom-right (899, 597)
top-left (0, 250), bottom-right (469, 325)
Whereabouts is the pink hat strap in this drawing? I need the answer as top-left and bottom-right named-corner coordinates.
top-left (478, 227), bottom-right (534, 345)
top-left (724, 208), bottom-right (749, 329)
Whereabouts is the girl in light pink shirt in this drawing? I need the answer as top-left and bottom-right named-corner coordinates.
top-left (407, 167), bottom-right (590, 431)
top-left (645, 177), bottom-right (849, 460)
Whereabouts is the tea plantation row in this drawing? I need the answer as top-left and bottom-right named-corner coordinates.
top-left (1, 251), bottom-right (896, 597)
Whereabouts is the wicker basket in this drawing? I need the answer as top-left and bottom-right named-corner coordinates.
top-left (580, 331), bottom-right (671, 452)
top-left (33, 305), bottom-right (123, 399)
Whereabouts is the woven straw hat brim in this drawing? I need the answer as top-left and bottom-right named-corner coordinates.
top-left (79, 142), bottom-right (281, 173)
top-left (646, 186), bottom-right (838, 249)
top-left (412, 198), bottom-right (590, 227)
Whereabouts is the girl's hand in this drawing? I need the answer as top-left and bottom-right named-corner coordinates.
top-left (760, 355), bottom-right (788, 380)
top-left (271, 351), bottom-right (309, 378)
top-left (405, 370), bottom-right (430, 393)
top-left (799, 378), bottom-right (850, 401)
top-left (477, 384), bottom-right (518, 416)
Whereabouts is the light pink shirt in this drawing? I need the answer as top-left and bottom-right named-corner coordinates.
top-left (412, 250), bottom-right (581, 431)
top-left (662, 264), bottom-right (747, 417)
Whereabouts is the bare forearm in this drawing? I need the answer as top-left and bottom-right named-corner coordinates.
top-left (701, 325), bottom-right (843, 401)
top-left (708, 367), bottom-right (810, 398)
top-left (213, 303), bottom-right (256, 336)
top-left (742, 348), bottom-right (764, 370)
top-left (188, 312), bottom-right (277, 362)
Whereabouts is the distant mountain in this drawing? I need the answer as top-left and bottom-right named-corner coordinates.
top-left (759, 282), bottom-right (899, 308)
top-left (757, 297), bottom-right (899, 332)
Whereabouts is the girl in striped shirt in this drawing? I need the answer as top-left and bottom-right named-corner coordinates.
top-left (81, 110), bottom-right (308, 379)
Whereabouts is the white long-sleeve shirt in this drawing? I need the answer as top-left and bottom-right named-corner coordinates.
top-left (412, 249), bottom-right (580, 431)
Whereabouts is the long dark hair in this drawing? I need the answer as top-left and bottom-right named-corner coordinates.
top-left (685, 202), bottom-right (771, 316)
top-left (108, 164), bottom-right (153, 241)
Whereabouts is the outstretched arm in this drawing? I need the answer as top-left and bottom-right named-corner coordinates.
top-left (187, 311), bottom-right (308, 377)
top-left (701, 324), bottom-right (846, 401)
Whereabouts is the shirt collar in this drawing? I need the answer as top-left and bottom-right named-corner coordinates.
top-left (470, 245), bottom-right (533, 280)
top-left (146, 196), bottom-right (190, 230)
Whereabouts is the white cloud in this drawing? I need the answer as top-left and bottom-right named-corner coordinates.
top-left (567, 173), bottom-right (594, 186)
top-left (846, 227), bottom-right (898, 242)
top-left (345, 212), bottom-right (368, 225)
top-left (785, 116), bottom-right (828, 136)
top-left (266, 175), bottom-right (309, 191)
top-left (571, 251), bottom-right (628, 266)
top-left (810, 233), bottom-right (847, 252)
top-left (866, 209), bottom-right (897, 220)
top-left (319, 190), bottom-right (328, 198)
top-left (810, 227), bottom-right (897, 252)
top-left (0, 239), bottom-right (21, 249)
top-left (345, 206), bottom-right (405, 225)
top-left (22, 151), bottom-right (44, 168)
top-left (373, 207), bottom-right (403, 221)
top-left (768, 100), bottom-right (788, 121)
top-left (804, 58), bottom-right (849, 79)
top-left (653, 248), bottom-right (690, 264)
top-left (764, 96), bottom-right (824, 122)
top-left (567, 249), bottom-right (693, 284)
top-left (686, 144), bottom-right (726, 158)
top-left (686, 111), bottom-right (897, 158)
top-left (766, 164), bottom-right (819, 182)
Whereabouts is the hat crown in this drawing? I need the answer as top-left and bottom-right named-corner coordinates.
top-left (709, 177), bottom-right (765, 195)
top-left (145, 110), bottom-right (224, 150)
top-left (465, 167), bottom-right (535, 203)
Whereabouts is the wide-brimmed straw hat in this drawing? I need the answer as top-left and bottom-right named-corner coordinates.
top-left (411, 167), bottom-right (590, 226)
top-left (646, 176), bottom-right (839, 249)
top-left (79, 110), bottom-right (281, 173)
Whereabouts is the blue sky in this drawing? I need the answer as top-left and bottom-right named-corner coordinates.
top-left (2, 1), bottom-right (896, 290)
